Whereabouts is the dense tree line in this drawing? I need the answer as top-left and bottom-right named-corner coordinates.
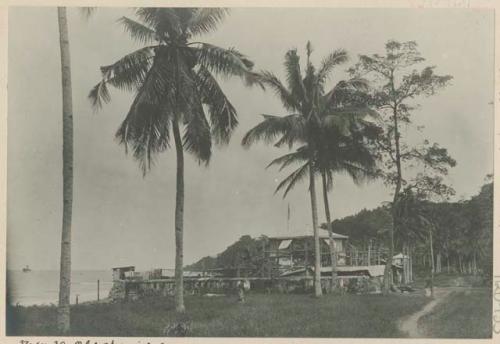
top-left (329, 180), bottom-right (493, 277)
top-left (187, 180), bottom-right (492, 280)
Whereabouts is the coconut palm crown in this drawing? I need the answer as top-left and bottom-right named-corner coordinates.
top-left (90, 8), bottom-right (257, 172)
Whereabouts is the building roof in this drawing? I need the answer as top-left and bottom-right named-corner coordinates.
top-left (112, 266), bottom-right (135, 271)
top-left (269, 232), bottom-right (348, 240)
top-left (280, 264), bottom-right (396, 278)
top-left (335, 265), bottom-right (386, 277)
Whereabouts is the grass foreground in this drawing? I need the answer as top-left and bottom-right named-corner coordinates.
top-left (417, 287), bottom-right (492, 338)
top-left (8, 293), bottom-right (429, 337)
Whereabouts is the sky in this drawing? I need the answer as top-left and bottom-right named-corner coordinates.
top-left (7, 7), bottom-right (494, 271)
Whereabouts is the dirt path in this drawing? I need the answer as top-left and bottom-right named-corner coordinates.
top-left (399, 288), bottom-right (452, 338)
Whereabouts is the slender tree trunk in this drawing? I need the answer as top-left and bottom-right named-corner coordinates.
top-left (368, 240), bottom-right (371, 266)
top-left (402, 242), bottom-right (408, 284)
top-left (304, 239), bottom-right (309, 277)
top-left (57, 7), bottom-right (73, 334)
top-left (309, 163), bottom-right (322, 297)
top-left (321, 171), bottom-right (336, 292)
top-left (408, 244), bottom-right (413, 282)
top-left (447, 250), bottom-right (450, 274)
top-left (384, 102), bottom-right (401, 294)
top-left (172, 118), bottom-right (185, 312)
top-left (473, 251), bottom-right (477, 275)
top-left (429, 225), bottom-right (435, 297)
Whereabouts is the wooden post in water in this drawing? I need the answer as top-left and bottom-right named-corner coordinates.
top-left (97, 279), bottom-right (100, 301)
top-left (75, 294), bottom-right (78, 305)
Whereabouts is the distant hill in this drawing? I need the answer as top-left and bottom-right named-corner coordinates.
top-left (185, 235), bottom-right (266, 272)
top-left (321, 205), bottom-right (392, 248)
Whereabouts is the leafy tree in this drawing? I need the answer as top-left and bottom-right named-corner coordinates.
top-left (90, 8), bottom-right (256, 312)
top-left (349, 40), bottom-right (455, 292)
top-left (243, 42), bottom-right (375, 296)
top-left (473, 181), bottom-right (493, 275)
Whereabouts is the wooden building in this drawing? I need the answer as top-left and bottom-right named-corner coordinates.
top-left (262, 233), bottom-right (349, 278)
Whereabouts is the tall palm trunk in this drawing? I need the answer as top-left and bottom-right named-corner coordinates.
top-left (383, 103), bottom-right (401, 294)
top-left (56, 7), bottom-right (73, 334)
top-left (172, 117), bottom-right (185, 312)
top-left (309, 162), bottom-right (322, 297)
top-left (321, 171), bottom-right (336, 292)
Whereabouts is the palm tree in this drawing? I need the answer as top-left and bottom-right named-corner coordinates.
top-left (55, 7), bottom-right (99, 334)
top-left (267, 95), bottom-right (379, 290)
top-left (56, 7), bottom-right (74, 334)
top-left (90, 8), bottom-right (256, 312)
top-left (242, 42), bottom-right (376, 296)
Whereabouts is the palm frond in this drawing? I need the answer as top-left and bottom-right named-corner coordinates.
top-left (197, 67), bottom-right (238, 145)
top-left (339, 161), bottom-right (376, 185)
top-left (316, 49), bottom-right (349, 85)
top-left (89, 46), bottom-right (156, 111)
top-left (241, 114), bottom-right (305, 148)
top-left (275, 161), bottom-right (311, 198)
top-left (182, 101), bottom-right (212, 164)
top-left (266, 146), bottom-right (308, 171)
top-left (257, 71), bottom-right (301, 111)
top-left (135, 47), bottom-right (177, 107)
top-left (134, 8), bottom-right (181, 38)
top-left (302, 63), bottom-right (317, 103)
top-left (284, 49), bottom-right (307, 103)
top-left (88, 81), bottom-right (111, 111)
top-left (118, 16), bottom-right (157, 44)
top-left (324, 78), bottom-right (371, 108)
top-left (273, 116), bottom-right (308, 148)
top-left (116, 99), bottom-right (172, 176)
top-left (187, 8), bottom-right (229, 36)
top-left (193, 43), bottom-right (254, 80)
top-left (320, 113), bottom-right (352, 136)
top-left (101, 46), bottom-right (156, 90)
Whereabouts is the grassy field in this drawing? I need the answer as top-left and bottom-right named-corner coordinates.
top-left (7, 293), bottom-right (429, 337)
top-left (411, 272), bottom-right (489, 289)
top-left (418, 288), bottom-right (492, 338)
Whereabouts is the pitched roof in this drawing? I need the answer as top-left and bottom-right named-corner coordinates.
top-left (269, 232), bottom-right (348, 240)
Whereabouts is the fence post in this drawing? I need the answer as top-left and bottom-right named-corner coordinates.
top-left (97, 279), bottom-right (100, 301)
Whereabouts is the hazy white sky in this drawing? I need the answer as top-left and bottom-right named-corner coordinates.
top-left (8, 7), bottom-right (493, 271)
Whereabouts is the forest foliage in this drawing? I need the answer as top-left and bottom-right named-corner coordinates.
top-left (187, 181), bottom-right (492, 276)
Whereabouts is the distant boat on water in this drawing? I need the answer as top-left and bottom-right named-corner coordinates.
top-left (22, 265), bottom-right (31, 273)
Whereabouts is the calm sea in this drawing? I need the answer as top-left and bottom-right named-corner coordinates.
top-left (6, 270), bottom-right (113, 306)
